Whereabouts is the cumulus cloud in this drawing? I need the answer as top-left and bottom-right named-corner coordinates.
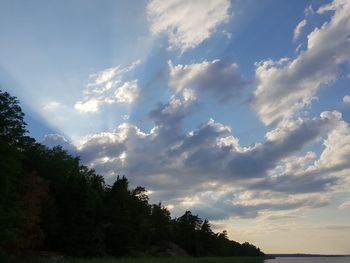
top-left (252, 0), bottom-right (350, 126)
top-left (75, 61), bottom-right (140, 113)
top-left (293, 19), bottom-right (307, 41)
top-left (114, 80), bottom-right (140, 104)
top-left (228, 116), bottom-right (333, 178)
top-left (343, 95), bottom-right (350, 104)
top-left (74, 99), bottom-right (99, 113)
top-left (253, 111), bottom-right (350, 195)
top-left (43, 107), bottom-right (350, 219)
top-left (147, 0), bottom-right (231, 51)
top-left (43, 29), bottom-right (350, 220)
top-left (169, 59), bottom-right (247, 102)
top-left (310, 111), bottom-right (350, 174)
top-left (77, 132), bottom-right (126, 164)
top-left (149, 95), bottom-right (194, 138)
top-left (339, 200), bottom-right (350, 209)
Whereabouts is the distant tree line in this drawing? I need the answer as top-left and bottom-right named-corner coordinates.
top-left (0, 90), bottom-right (264, 260)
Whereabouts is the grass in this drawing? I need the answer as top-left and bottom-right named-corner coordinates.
top-left (44, 257), bottom-right (265, 263)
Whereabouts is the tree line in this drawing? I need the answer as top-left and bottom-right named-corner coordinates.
top-left (0, 90), bottom-right (264, 260)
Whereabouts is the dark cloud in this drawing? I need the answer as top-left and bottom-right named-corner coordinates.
top-left (169, 59), bottom-right (248, 102)
top-left (228, 116), bottom-right (334, 178)
top-left (251, 174), bottom-right (337, 194)
top-left (177, 190), bottom-right (330, 220)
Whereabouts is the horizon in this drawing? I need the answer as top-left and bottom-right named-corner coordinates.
top-left (1, 0), bottom-right (350, 255)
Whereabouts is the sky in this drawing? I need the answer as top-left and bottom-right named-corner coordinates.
top-left (1, 0), bottom-right (350, 254)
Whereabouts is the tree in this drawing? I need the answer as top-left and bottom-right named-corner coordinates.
top-left (104, 176), bottom-right (132, 256)
top-left (177, 211), bottom-right (203, 255)
top-left (198, 219), bottom-right (214, 255)
top-left (0, 90), bottom-right (27, 258)
top-left (0, 90), bottom-right (27, 147)
top-left (149, 203), bottom-right (172, 244)
top-left (15, 172), bottom-right (48, 251)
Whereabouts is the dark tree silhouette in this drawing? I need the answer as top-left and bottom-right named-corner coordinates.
top-left (0, 90), bottom-right (26, 145)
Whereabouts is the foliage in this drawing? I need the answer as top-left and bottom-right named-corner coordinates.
top-left (0, 90), bottom-right (264, 260)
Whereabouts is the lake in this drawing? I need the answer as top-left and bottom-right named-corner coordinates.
top-left (265, 258), bottom-right (350, 263)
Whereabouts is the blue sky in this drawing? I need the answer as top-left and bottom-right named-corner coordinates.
top-left (1, 0), bottom-right (350, 254)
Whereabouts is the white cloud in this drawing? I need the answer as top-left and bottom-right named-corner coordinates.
top-left (75, 61), bottom-right (140, 113)
top-left (311, 111), bottom-right (350, 172)
top-left (74, 99), bottom-right (99, 113)
top-left (293, 19), bottom-right (307, 41)
top-left (295, 43), bottom-right (303, 53)
top-left (88, 60), bottom-right (141, 86)
top-left (43, 101), bottom-right (62, 111)
top-left (283, 151), bottom-right (317, 176)
top-left (304, 5), bottom-right (314, 16)
top-left (316, 0), bottom-right (345, 14)
top-left (114, 80), bottom-right (140, 104)
top-left (252, 0), bottom-right (350, 126)
top-left (169, 59), bottom-right (246, 101)
top-left (147, 0), bottom-right (231, 51)
top-left (91, 66), bottom-right (121, 85)
top-left (339, 200), bottom-right (350, 209)
top-left (343, 95), bottom-right (350, 104)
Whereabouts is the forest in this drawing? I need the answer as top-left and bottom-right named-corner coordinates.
top-left (0, 90), bottom-right (264, 261)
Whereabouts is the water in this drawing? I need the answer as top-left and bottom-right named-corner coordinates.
top-left (265, 258), bottom-right (350, 263)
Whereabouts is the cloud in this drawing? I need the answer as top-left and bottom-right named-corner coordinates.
top-left (91, 66), bottom-right (122, 85)
top-left (169, 59), bottom-right (247, 102)
top-left (251, 0), bottom-right (350, 126)
top-left (114, 80), bottom-right (140, 104)
top-left (343, 95), bottom-right (350, 104)
top-left (42, 107), bottom-right (349, 219)
top-left (88, 60), bottom-right (141, 86)
top-left (304, 5), bottom-right (314, 16)
top-left (169, 113), bottom-right (331, 181)
top-left (293, 19), bottom-right (307, 41)
top-left (77, 132), bottom-right (126, 164)
top-left (147, 0), bottom-right (231, 51)
top-left (310, 111), bottom-right (350, 174)
top-left (74, 99), bottom-right (99, 113)
top-left (253, 111), bottom-right (350, 195)
top-left (251, 172), bottom-right (337, 195)
top-left (75, 61), bottom-right (140, 113)
top-left (339, 200), bottom-right (350, 209)
top-left (43, 44), bottom-right (350, 221)
top-left (227, 113), bottom-right (338, 179)
top-left (149, 95), bottom-right (195, 140)
top-left (168, 188), bottom-right (331, 220)
top-left (43, 101), bottom-right (62, 111)
top-left (42, 134), bottom-right (77, 155)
